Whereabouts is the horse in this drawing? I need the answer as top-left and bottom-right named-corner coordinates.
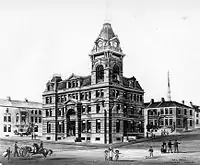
top-left (32, 143), bottom-right (53, 158)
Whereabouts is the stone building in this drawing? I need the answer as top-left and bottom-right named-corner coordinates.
top-left (42, 22), bottom-right (144, 144)
top-left (0, 97), bottom-right (43, 138)
top-left (144, 98), bottom-right (195, 137)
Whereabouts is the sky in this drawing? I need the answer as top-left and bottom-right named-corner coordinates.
top-left (0, 0), bottom-right (199, 105)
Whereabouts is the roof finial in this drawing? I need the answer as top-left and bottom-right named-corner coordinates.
top-left (167, 70), bottom-right (172, 101)
top-left (104, 0), bottom-right (111, 23)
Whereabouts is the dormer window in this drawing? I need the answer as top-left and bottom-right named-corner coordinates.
top-left (47, 85), bottom-right (50, 91)
top-left (72, 81), bottom-right (75, 88)
top-left (68, 82), bottom-right (71, 88)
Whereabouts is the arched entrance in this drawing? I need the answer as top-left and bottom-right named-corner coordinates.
top-left (66, 109), bottom-right (76, 136)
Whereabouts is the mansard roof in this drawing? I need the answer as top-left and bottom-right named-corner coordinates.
top-left (80, 75), bottom-right (91, 87)
top-left (145, 100), bottom-right (192, 109)
top-left (56, 75), bottom-right (91, 90)
top-left (67, 73), bottom-right (82, 80)
top-left (122, 76), bottom-right (143, 91)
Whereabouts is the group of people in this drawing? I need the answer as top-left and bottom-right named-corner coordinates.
top-left (3, 142), bottom-right (19, 160)
top-left (3, 141), bottom-right (44, 160)
top-left (161, 139), bottom-right (180, 153)
top-left (161, 130), bottom-right (169, 136)
top-left (104, 145), bottom-right (121, 161)
top-left (148, 139), bottom-right (181, 158)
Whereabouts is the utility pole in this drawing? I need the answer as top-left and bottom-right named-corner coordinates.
top-left (55, 80), bottom-right (58, 141)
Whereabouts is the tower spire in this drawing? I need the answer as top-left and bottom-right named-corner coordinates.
top-left (104, 0), bottom-right (111, 23)
top-left (167, 71), bottom-right (172, 101)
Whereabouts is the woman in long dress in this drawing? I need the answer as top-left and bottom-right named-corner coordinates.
top-left (108, 145), bottom-right (114, 161)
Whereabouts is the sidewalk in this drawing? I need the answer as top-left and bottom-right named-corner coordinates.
top-left (0, 135), bottom-right (163, 148)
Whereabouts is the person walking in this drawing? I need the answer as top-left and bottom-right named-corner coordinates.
top-left (114, 149), bottom-right (121, 161)
top-left (148, 146), bottom-right (154, 158)
top-left (174, 140), bottom-right (180, 153)
top-left (108, 145), bottom-right (114, 161)
top-left (13, 142), bottom-right (19, 157)
top-left (162, 141), bottom-right (167, 153)
top-left (6, 147), bottom-right (11, 160)
top-left (104, 150), bottom-right (108, 161)
top-left (168, 140), bottom-right (173, 153)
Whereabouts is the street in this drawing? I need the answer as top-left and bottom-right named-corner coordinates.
top-left (1, 137), bottom-right (200, 165)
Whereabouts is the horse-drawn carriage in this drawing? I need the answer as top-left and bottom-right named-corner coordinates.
top-left (19, 143), bottom-right (53, 158)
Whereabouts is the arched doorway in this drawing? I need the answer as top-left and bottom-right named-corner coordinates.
top-left (66, 109), bottom-right (76, 136)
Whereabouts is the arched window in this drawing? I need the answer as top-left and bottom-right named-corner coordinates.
top-left (7, 113), bottom-right (11, 122)
top-left (47, 122), bottom-right (51, 133)
top-left (4, 113), bottom-right (7, 122)
top-left (16, 113), bottom-right (19, 122)
top-left (96, 65), bottom-right (104, 83)
top-left (8, 125), bottom-right (11, 132)
top-left (4, 124), bottom-right (7, 132)
top-left (112, 65), bottom-right (120, 82)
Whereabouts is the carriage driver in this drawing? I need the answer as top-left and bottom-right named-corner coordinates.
top-left (39, 141), bottom-right (44, 151)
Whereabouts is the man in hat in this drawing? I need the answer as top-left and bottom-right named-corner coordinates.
top-left (13, 142), bottom-right (19, 157)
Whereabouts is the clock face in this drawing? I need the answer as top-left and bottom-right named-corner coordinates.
top-left (98, 41), bottom-right (103, 47)
top-left (113, 41), bottom-right (118, 47)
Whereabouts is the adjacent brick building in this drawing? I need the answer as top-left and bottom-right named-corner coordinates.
top-left (42, 22), bottom-right (144, 144)
top-left (144, 98), bottom-right (195, 137)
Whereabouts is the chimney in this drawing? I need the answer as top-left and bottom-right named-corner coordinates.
top-left (7, 96), bottom-right (11, 101)
top-left (182, 100), bottom-right (185, 104)
top-left (25, 98), bottom-right (28, 102)
top-left (190, 101), bottom-right (193, 106)
top-left (150, 99), bottom-right (154, 104)
top-left (161, 97), bottom-right (165, 103)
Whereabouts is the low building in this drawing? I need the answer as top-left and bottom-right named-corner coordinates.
top-left (0, 97), bottom-right (43, 138)
top-left (144, 98), bottom-right (195, 137)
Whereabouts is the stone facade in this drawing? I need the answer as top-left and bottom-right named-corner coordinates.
top-left (42, 23), bottom-right (144, 144)
top-left (0, 97), bottom-right (43, 138)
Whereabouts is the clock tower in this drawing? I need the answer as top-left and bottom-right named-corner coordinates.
top-left (89, 22), bottom-right (125, 85)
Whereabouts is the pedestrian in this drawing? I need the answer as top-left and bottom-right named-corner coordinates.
top-left (162, 141), bottom-right (167, 153)
top-left (108, 145), bottom-right (114, 161)
top-left (163, 129), bottom-right (166, 136)
top-left (114, 149), bottom-right (121, 161)
top-left (14, 142), bottom-right (19, 157)
top-left (148, 146), bottom-right (153, 158)
top-left (174, 140), bottom-right (180, 153)
top-left (6, 147), bottom-right (11, 160)
top-left (168, 140), bottom-right (173, 153)
top-left (104, 150), bottom-right (108, 161)
top-left (146, 131), bottom-right (149, 138)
